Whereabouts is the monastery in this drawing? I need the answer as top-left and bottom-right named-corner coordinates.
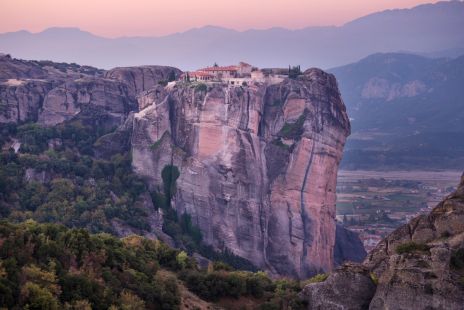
top-left (180, 62), bottom-right (286, 85)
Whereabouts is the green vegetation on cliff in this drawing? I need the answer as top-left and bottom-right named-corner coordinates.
top-left (0, 121), bottom-right (149, 234)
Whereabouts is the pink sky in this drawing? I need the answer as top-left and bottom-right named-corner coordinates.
top-left (1, 0), bottom-right (431, 37)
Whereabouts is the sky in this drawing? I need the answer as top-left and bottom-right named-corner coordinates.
top-left (0, 0), bottom-right (432, 37)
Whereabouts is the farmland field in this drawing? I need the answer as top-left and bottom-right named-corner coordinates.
top-left (336, 170), bottom-right (462, 251)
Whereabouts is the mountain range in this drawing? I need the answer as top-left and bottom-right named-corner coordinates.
top-left (330, 52), bottom-right (464, 170)
top-left (0, 1), bottom-right (463, 70)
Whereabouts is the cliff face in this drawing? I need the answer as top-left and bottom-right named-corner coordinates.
top-left (104, 66), bottom-right (182, 96)
top-left (131, 69), bottom-right (351, 278)
top-left (38, 78), bottom-right (136, 126)
top-left (301, 173), bottom-right (464, 309)
top-left (0, 54), bottom-right (108, 124)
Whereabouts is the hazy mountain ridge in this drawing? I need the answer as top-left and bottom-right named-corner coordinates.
top-left (329, 52), bottom-right (464, 170)
top-left (1, 1), bottom-right (463, 70)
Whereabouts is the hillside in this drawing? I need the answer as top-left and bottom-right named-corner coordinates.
top-left (329, 53), bottom-right (464, 170)
top-left (0, 220), bottom-right (309, 309)
top-left (0, 1), bottom-right (463, 69)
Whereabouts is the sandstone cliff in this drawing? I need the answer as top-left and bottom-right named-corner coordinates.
top-left (104, 66), bottom-right (182, 96)
top-left (0, 54), bottom-right (107, 124)
top-left (301, 173), bottom-right (464, 309)
top-left (131, 69), bottom-right (351, 278)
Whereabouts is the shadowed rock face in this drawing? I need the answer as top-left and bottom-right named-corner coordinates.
top-left (131, 69), bottom-right (351, 278)
top-left (0, 79), bottom-right (54, 123)
top-left (334, 223), bottom-right (367, 266)
top-left (301, 173), bottom-right (464, 309)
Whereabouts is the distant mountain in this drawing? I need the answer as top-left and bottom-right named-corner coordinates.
top-left (0, 1), bottom-right (463, 69)
top-left (329, 52), bottom-right (464, 170)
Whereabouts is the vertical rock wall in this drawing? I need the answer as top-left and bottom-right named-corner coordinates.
top-left (132, 69), bottom-right (350, 278)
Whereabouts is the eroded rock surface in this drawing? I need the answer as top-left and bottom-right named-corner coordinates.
top-left (131, 68), bottom-right (351, 278)
top-left (300, 263), bottom-right (376, 310)
top-left (38, 78), bottom-right (136, 126)
top-left (104, 66), bottom-right (182, 96)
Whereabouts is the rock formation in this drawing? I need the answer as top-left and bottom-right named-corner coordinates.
top-left (1, 55), bottom-right (363, 278)
top-left (300, 263), bottom-right (376, 310)
top-left (301, 173), bottom-right (464, 309)
top-left (131, 69), bottom-right (351, 278)
top-left (38, 77), bottom-right (136, 126)
top-left (334, 223), bottom-right (367, 266)
top-left (104, 66), bottom-right (182, 96)
top-left (0, 54), bottom-right (106, 124)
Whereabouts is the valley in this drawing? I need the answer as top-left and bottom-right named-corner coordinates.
top-left (336, 169), bottom-right (462, 251)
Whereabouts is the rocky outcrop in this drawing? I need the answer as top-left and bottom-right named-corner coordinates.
top-left (0, 79), bottom-right (54, 123)
top-left (360, 78), bottom-right (427, 101)
top-left (301, 173), bottom-right (464, 309)
top-left (334, 223), bottom-right (367, 266)
top-left (131, 68), bottom-right (351, 278)
top-left (38, 77), bottom-right (136, 126)
top-left (93, 112), bottom-right (134, 159)
top-left (365, 173), bottom-right (464, 310)
top-left (0, 54), bottom-right (48, 80)
top-left (0, 54), bottom-right (115, 124)
top-left (104, 66), bottom-right (182, 96)
top-left (300, 263), bottom-right (376, 310)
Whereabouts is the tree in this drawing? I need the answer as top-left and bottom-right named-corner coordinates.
top-left (21, 264), bottom-right (61, 297)
top-left (168, 70), bottom-right (176, 82)
top-left (20, 282), bottom-right (60, 310)
top-left (288, 65), bottom-right (302, 79)
top-left (176, 251), bottom-right (188, 270)
top-left (64, 299), bottom-right (92, 310)
top-left (119, 290), bottom-right (146, 310)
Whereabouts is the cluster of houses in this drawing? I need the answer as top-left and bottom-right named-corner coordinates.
top-left (180, 62), bottom-right (286, 86)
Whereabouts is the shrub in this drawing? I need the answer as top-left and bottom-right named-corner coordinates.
top-left (271, 138), bottom-right (290, 150)
top-left (370, 272), bottom-right (379, 285)
top-left (278, 110), bottom-right (307, 139)
top-left (213, 261), bottom-right (233, 271)
top-left (195, 83), bottom-right (207, 92)
top-left (303, 273), bottom-right (328, 285)
top-left (395, 241), bottom-right (430, 254)
top-left (168, 70), bottom-right (177, 82)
